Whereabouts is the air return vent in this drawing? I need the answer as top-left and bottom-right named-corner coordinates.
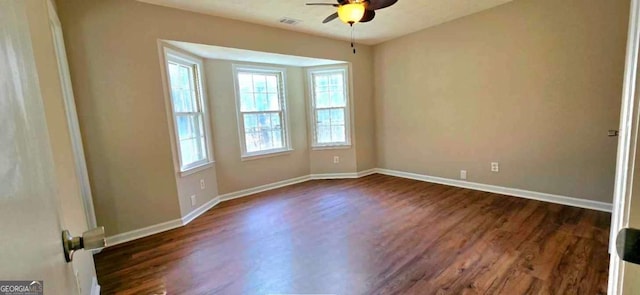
top-left (279, 17), bottom-right (301, 25)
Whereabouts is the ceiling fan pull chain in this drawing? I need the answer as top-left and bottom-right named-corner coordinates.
top-left (351, 26), bottom-right (356, 54)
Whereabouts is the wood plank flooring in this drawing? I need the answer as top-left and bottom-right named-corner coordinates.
top-left (94, 174), bottom-right (611, 295)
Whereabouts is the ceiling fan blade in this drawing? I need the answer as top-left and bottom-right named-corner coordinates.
top-left (306, 3), bottom-right (339, 6)
top-left (322, 12), bottom-right (339, 23)
top-left (360, 10), bottom-right (376, 22)
top-left (367, 0), bottom-right (398, 10)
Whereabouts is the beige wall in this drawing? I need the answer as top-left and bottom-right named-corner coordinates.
top-left (205, 60), bottom-right (312, 194)
top-left (27, 0), bottom-right (96, 294)
top-left (56, 0), bottom-right (375, 237)
top-left (306, 65), bottom-right (360, 175)
top-left (205, 59), bottom-right (360, 194)
top-left (56, 0), bottom-right (626, 241)
top-left (157, 44), bottom-right (220, 219)
top-left (176, 167), bottom-right (218, 217)
top-left (373, 0), bottom-right (629, 203)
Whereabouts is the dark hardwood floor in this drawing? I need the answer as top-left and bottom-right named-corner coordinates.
top-left (94, 174), bottom-right (611, 295)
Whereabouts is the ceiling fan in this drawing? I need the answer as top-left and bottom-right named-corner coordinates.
top-left (306, 0), bottom-right (399, 25)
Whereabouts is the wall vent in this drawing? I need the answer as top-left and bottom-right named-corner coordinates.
top-left (279, 17), bottom-right (301, 25)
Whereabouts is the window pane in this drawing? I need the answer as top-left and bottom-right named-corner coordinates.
top-left (317, 125), bottom-right (331, 144)
top-left (240, 92), bottom-right (256, 112)
top-left (177, 90), bottom-right (195, 112)
top-left (259, 130), bottom-right (273, 150)
top-left (315, 75), bottom-right (328, 88)
top-left (311, 69), bottom-right (349, 146)
top-left (168, 62), bottom-right (197, 113)
top-left (330, 90), bottom-right (345, 107)
top-left (176, 115), bottom-right (195, 140)
top-left (315, 108), bottom-right (346, 144)
top-left (243, 112), bottom-right (284, 153)
top-left (257, 112), bottom-right (270, 129)
top-left (171, 88), bottom-right (183, 111)
top-left (270, 112), bottom-right (282, 129)
top-left (315, 87), bottom-right (330, 108)
top-left (236, 69), bottom-right (287, 155)
top-left (245, 132), bottom-right (260, 153)
top-left (266, 75), bottom-right (278, 93)
top-left (180, 138), bottom-right (195, 165)
top-left (267, 93), bottom-right (280, 111)
top-left (167, 55), bottom-right (211, 170)
top-left (244, 113), bottom-right (258, 133)
top-left (238, 72), bottom-right (282, 112)
top-left (255, 92), bottom-right (269, 111)
top-left (330, 74), bottom-right (343, 86)
top-left (253, 75), bottom-right (267, 93)
top-left (179, 137), bottom-right (205, 166)
top-left (331, 108), bottom-right (345, 125)
top-left (317, 109), bottom-right (331, 126)
top-left (238, 73), bottom-right (253, 93)
top-left (331, 125), bottom-right (346, 143)
top-left (177, 115), bottom-right (205, 166)
top-left (179, 65), bottom-right (191, 90)
top-left (272, 130), bottom-right (283, 149)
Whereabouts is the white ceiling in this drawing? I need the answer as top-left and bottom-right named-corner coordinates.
top-left (166, 40), bottom-right (346, 66)
top-left (139, 0), bottom-right (513, 45)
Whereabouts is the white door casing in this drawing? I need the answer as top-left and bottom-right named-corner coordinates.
top-left (47, 0), bottom-right (97, 230)
top-left (608, 0), bottom-right (640, 293)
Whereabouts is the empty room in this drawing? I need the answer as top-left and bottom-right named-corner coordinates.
top-left (6, 0), bottom-right (640, 294)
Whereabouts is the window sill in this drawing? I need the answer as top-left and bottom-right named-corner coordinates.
top-left (179, 161), bottom-right (215, 177)
top-left (311, 144), bottom-right (352, 151)
top-left (241, 149), bottom-right (294, 161)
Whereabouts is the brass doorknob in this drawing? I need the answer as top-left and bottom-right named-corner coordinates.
top-left (62, 227), bottom-right (106, 262)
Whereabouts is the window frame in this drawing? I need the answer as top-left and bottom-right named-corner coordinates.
top-left (232, 64), bottom-right (292, 160)
top-left (307, 65), bottom-right (353, 149)
top-left (161, 46), bottom-right (214, 176)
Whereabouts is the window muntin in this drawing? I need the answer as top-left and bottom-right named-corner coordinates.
top-left (165, 51), bottom-right (212, 172)
top-left (234, 67), bottom-right (290, 157)
top-left (309, 67), bottom-right (351, 147)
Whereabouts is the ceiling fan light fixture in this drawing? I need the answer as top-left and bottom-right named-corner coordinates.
top-left (337, 3), bottom-right (365, 24)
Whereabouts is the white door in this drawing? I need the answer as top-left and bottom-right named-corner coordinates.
top-left (609, 0), bottom-right (640, 294)
top-left (0, 1), bottom-right (79, 294)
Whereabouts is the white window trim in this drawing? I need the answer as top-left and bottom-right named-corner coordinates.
top-left (232, 64), bottom-right (293, 160)
top-left (306, 64), bottom-right (353, 149)
top-left (160, 44), bottom-right (215, 176)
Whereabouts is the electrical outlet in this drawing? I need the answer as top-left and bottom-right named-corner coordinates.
top-left (460, 170), bottom-right (467, 180)
top-left (491, 162), bottom-right (499, 172)
top-left (200, 179), bottom-right (205, 190)
top-left (190, 195), bottom-right (197, 207)
top-left (333, 156), bottom-right (340, 164)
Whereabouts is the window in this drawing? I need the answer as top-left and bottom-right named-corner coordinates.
top-left (163, 48), bottom-right (213, 173)
top-left (233, 66), bottom-right (291, 158)
top-left (308, 66), bottom-right (351, 147)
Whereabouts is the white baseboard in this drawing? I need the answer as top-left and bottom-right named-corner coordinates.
top-left (357, 168), bottom-right (377, 177)
top-left (181, 196), bottom-right (221, 225)
top-left (375, 168), bottom-right (612, 212)
top-left (309, 168), bottom-right (377, 180)
top-left (102, 172), bottom-right (367, 247)
top-left (105, 196), bottom-right (222, 247)
top-left (219, 175), bottom-right (311, 202)
top-left (310, 172), bottom-right (359, 179)
top-left (90, 276), bottom-right (100, 295)
top-left (105, 218), bottom-right (183, 247)
top-left (103, 167), bottom-right (610, 248)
